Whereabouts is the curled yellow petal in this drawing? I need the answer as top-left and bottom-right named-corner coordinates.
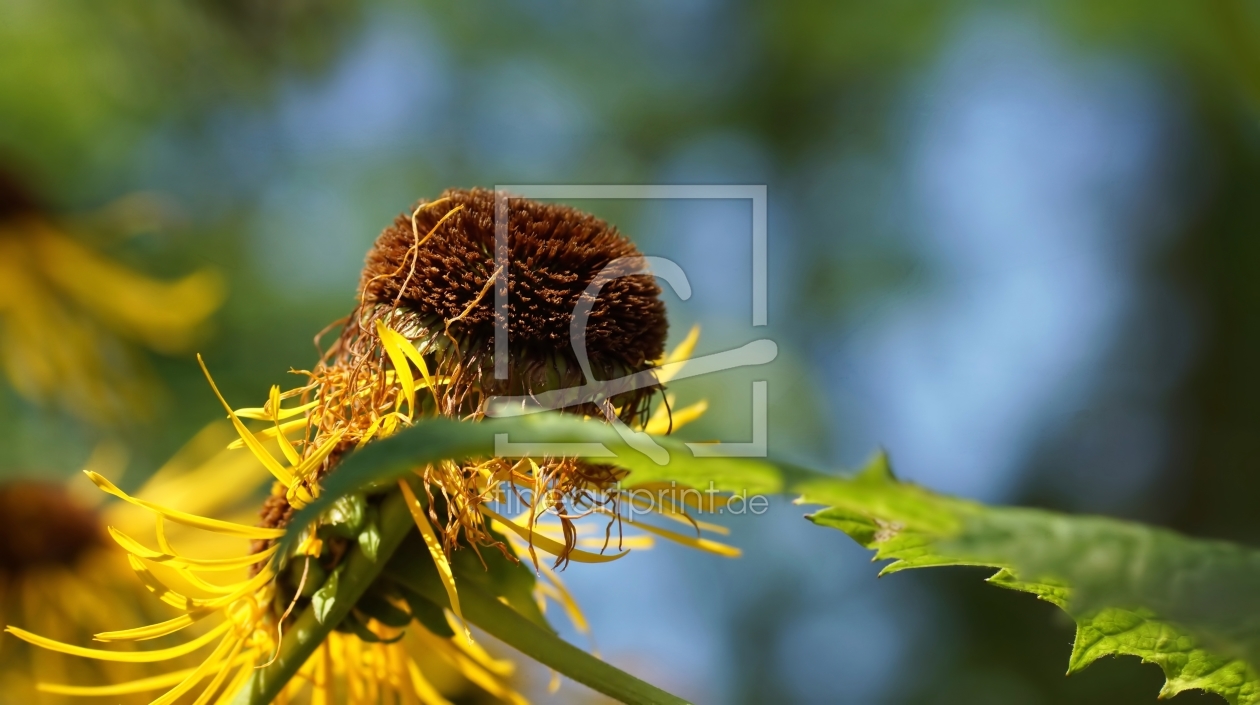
top-left (88, 472), bottom-right (285, 539)
top-left (481, 506), bottom-right (630, 564)
top-left (6, 619), bottom-right (230, 662)
top-left (38, 666), bottom-right (200, 696)
top-left (107, 526), bottom-right (278, 570)
top-left (126, 554), bottom-right (275, 612)
top-left (95, 611), bottom-right (211, 642)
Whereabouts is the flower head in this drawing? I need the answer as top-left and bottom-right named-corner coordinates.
top-left (351, 187), bottom-right (668, 422)
top-left (8, 189), bottom-right (735, 703)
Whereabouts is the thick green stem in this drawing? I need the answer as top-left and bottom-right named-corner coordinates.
top-left (238, 489), bottom-right (413, 705)
top-left (387, 556), bottom-right (691, 705)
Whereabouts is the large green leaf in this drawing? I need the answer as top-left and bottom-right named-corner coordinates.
top-left (274, 413), bottom-right (1260, 704)
top-left (809, 454), bottom-right (1260, 704)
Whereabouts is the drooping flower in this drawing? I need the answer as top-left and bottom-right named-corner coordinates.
top-left (8, 188), bottom-right (737, 702)
top-left (0, 168), bottom-right (224, 422)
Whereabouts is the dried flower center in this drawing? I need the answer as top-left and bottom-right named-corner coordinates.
top-left (0, 481), bottom-right (102, 575)
top-left (359, 187), bottom-right (668, 372)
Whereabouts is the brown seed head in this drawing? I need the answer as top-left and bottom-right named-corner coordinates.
top-left (354, 187), bottom-right (669, 420)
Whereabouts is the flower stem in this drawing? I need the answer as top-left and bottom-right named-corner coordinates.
top-left (387, 553), bottom-right (692, 705)
top-left (238, 488), bottom-right (413, 705)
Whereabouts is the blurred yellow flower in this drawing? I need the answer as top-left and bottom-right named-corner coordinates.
top-left (0, 425), bottom-right (258, 703)
top-left (0, 171), bottom-right (224, 423)
top-left (6, 423), bottom-right (528, 704)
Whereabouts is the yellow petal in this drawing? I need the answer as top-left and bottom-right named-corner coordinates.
top-left (226, 418), bottom-right (309, 449)
top-left (395, 330), bottom-right (442, 408)
top-left (623, 492), bottom-right (730, 536)
top-left (197, 355), bottom-right (296, 488)
top-left (407, 660), bottom-right (455, 705)
top-left (270, 386), bottom-right (302, 466)
top-left (538, 563), bottom-right (589, 634)
top-left (38, 666), bottom-right (199, 696)
top-left (89, 473), bottom-right (285, 539)
top-left (643, 396), bottom-right (710, 435)
top-left (107, 526), bottom-right (278, 571)
top-left (357, 416), bottom-right (384, 449)
top-left (6, 619), bottom-right (230, 662)
top-left (127, 554), bottom-right (275, 612)
top-left (399, 479), bottom-right (471, 643)
top-left (294, 429), bottom-right (346, 481)
top-left (655, 324), bottom-right (700, 383)
top-left (577, 535), bottom-right (655, 550)
top-left (190, 633), bottom-right (246, 705)
top-left (601, 509), bottom-right (741, 557)
top-left (152, 629), bottom-right (240, 705)
top-left (235, 399), bottom-right (318, 421)
top-left (481, 507), bottom-right (629, 564)
top-left (377, 320), bottom-right (416, 416)
top-left (94, 611), bottom-right (210, 642)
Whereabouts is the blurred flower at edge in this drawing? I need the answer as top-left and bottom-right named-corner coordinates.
top-left (0, 167), bottom-right (224, 424)
top-left (0, 425), bottom-right (266, 703)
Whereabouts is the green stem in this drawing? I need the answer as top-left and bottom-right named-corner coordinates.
top-left (239, 489), bottom-right (413, 705)
top-left (387, 557), bottom-right (691, 705)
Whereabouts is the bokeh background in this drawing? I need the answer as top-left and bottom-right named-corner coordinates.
top-left (3, 2), bottom-right (1259, 703)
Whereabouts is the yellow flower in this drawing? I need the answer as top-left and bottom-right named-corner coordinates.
top-left (0, 426), bottom-right (259, 703)
top-left (7, 189), bottom-right (738, 703)
top-left (0, 170), bottom-right (223, 423)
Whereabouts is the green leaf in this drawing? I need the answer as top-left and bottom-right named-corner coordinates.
top-left (275, 413), bottom-right (1260, 704)
top-left (310, 564), bottom-right (341, 625)
top-left (357, 506), bottom-right (381, 562)
top-left (396, 582), bottom-right (456, 638)
top-left (320, 493), bottom-right (366, 539)
top-left (355, 587), bottom-right (412, 628)
top-left (807, 454), bottom-right (1260, 705)
top-left (448, 528), bottom-right (551, 631)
